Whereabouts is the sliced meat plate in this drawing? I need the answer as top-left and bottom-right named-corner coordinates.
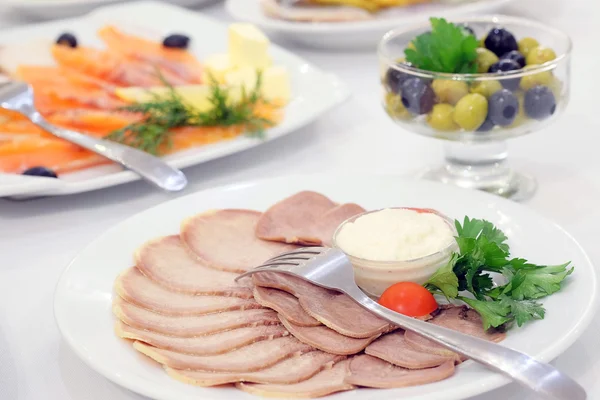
top-left (166, 351), bottom-right (344, 387)
top-left (135, 235), bottom-right (252, 298)
top-left (237, 359), bottom-right (355, 398)
top-left (346, 355), bottom-right (455, 389)
top-left (181, 209), bottom-right (297, 273)
top-left (115, 321), bottom-right (288, 356)
top-left (253, 286), bottom-right (320, 327)
top-left (133, 336), bottom-right (314, 372)
top-left (115, 267), bottom-right (260, 316)
top-left (113, 297), bottom-right (279, 337)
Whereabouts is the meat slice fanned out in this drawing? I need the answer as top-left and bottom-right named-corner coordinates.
top-left (135, 235), bottom-right (252, 298)
top-left (237, 359), bottom-right (355, 398)
top-left (113, 297), bottom-right (279, 337)
top-left (260, 0), bottom-right (372, 23)
top-left (181, 209), bottom-right (297, 273)
top-left (255, 191), bottom-right (365, 246)
top-left (133, 336), bottom-right (314, 372)
top-left (253, 272), bottom-right (392, 339)
top-left (365, 331), bottom-right (453, 369)
top-left (166, 351), bottom-right (344, 387)
top-left (254, 286), bottom-right (320, 327)
top-left (116, 267), bottom-right (260, 316)
top-left (115, 321), bottom-right (288, 356)
top-left (346, 355), bottom-right (455, 389)
top-left (279, 315), bottom-right (378, 356)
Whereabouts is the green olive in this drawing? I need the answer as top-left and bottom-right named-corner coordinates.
top-left (548, 77), bottom-right (563, 99)
top-left (526, 46), bottom-right (557, 65)
top-left (453, 93), bottom-right (488, 130)
top-left (427, 104), bottom-right (459, 131)
top-left (407, 41), bottom-right (416, 51)
top-left (479, 35), bottom-right (487, 48)
top-left (385, 92), bottom-right (411, 120)
top-left (476, 48), bottom-right (499, 73)
top-left (432, 80), bottom-right (469, 105)
top-left (520, 66), bottom-right (553, 91)
top-left (470, 80), bottom-right (502, 98)
top-left (518, 37), bottom-right (540, 57)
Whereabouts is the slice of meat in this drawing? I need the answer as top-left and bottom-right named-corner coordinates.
top-left (404, 305), bottom-right (505, 361)
top-left (253, 272), bottom-right (392, 339)
top-left (253, 286), bottom-right (320, 327)
top-left (346, 355), bottom-right (455, 389)
top-left (113, 297), bottom-right (279, 337)
top-left (279, 315), bottom-right (378, 356)
top-left (135, 235), bottom-right (252, 298)
top-left (365, 331), bottom-right (453, 369)
top-left (166, 351), bottom-right (344, 386)
top-left (115, 321), bottom-right (288, 356)
top-left (260, 0), bottom-right (372, 22)
top-left (133, 336), bottom-right (314, 372)
top-left (256, 191), bottom-right (365, 246)
top-left (237, 359), bottom-right (355, 398)
top-left (181, 209), bottom-right (296, 273)
top-left (115, 267), bottom-right (260, 316)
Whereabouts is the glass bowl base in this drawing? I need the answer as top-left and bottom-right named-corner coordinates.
top-left (419, 165), bottom-right (537, 202)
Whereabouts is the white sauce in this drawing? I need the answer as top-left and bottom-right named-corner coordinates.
top-left (335, 208), bottom-right (454, 261)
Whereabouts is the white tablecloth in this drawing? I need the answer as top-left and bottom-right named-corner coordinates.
top-left (1, 1), bottom-right (599, 399)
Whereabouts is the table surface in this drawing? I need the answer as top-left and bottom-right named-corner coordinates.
top-left (1, 0), bottom-right (599, 399)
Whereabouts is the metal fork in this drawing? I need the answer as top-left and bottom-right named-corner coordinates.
top-left (0, 81), bottom-right (187, 192)
top-left (236, 247), bottom-right (586, 400)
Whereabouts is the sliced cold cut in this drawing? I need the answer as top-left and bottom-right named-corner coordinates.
top-left (113, 297), bottom-right (279, 337)
top-left (115, 321), bottom-right (288, 356)
top-left (133, 336), bottom-right (314, 372)
top-left (237, 359), bottom-right (355, 398)
top-left (166, 351), bottom-right (344, 386)
top-left (253, 286), bottom-right (320, 327)
top-left (255, 191), bottom-right (365, 246)
top-left (346, 355), bottom-right (455, 389)
top-left (279, 315), bottom-right (378, 356)
top-left (365, 331), bottom-right (453, 369)
top-left (261, 0), bottom-right (372, 22)
top-left (181, 209), bottom-right (296, 273)
top-left (116, 267), bottom-right (260, 316)
top-left (253, 272), bottom-right (392, 339)
top-left (135, 235), bottom-right (252, 298)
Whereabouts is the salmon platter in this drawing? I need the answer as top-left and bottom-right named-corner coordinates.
top-left (0, 1), bottom-right (349, 197)
top-left (54, 176), bottom-right (597, 400)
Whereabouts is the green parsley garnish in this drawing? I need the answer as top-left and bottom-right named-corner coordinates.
top-left (425, 217), bottom-right (573, 330)
top-left (106, 74), bottom-right (272, 155)
top-left (405, 17), bottom-right (478, 74)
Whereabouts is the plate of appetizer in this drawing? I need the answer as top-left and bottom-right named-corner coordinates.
top-left (3, 0), bottom-right (218, 20)
top-left (54, 174), bottom-right (597, 400)
top-left (226, 0), bottom-right (516, 49)
top-left (0, 1), bottom-right (349, 198)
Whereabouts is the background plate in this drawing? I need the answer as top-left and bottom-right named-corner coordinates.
top-left (54, 175), bottom-right (597, 400)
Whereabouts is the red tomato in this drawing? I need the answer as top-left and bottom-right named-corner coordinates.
top-left (378, 282), bottom-right (438, 317)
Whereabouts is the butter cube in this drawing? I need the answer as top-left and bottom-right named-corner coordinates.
top-left (224, 66), bottom-right (260, 95)
top-left (202, 53), bottom-right (232, 84)
top-left (228, 23), bottom-right (271, 70)
top-left (262, 66), bottom-right (291, 105)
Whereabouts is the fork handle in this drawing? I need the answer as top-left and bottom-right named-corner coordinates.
top-left (343, 285), bottom-right (586, 400)
top-left (24, 108), bottom-right (187, 192)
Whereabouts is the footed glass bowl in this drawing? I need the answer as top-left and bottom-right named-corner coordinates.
top-left (378, 15), bottom-right (572, 201)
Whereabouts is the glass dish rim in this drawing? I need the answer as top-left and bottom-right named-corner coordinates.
top-left (331, 207), bottom-right (459, 267)
top-left (378, 14), bottom-right (573, 81)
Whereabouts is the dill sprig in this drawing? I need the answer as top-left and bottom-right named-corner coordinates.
top-left (106, 73), bottom-right (273, 155)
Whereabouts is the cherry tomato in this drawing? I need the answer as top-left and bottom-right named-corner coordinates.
top-left (378, 282), bottom-right (438, 317)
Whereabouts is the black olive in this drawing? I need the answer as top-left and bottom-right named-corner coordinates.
top-left (56, 32), bottom-right (77, 48)
top-left (22, 166), bottom-right (58, 178)
top-left (162, 34), bottom-right (190, 49)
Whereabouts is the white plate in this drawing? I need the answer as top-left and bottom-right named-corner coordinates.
top-left (226, 0), bottom-right (516, 49)
top-left (54, 175), bottom-right (597, 400)
top-left (4, 0), bottom-right (219, 19)
top-left (0, 1), bottom-right (350, 198)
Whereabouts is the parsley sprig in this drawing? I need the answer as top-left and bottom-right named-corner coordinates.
top-left (405, 18), bottom-right (478, 74)
top-left (106, 74), bottom-right (272, 155)
top-left (425, 217), bottom-right (574, 330)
